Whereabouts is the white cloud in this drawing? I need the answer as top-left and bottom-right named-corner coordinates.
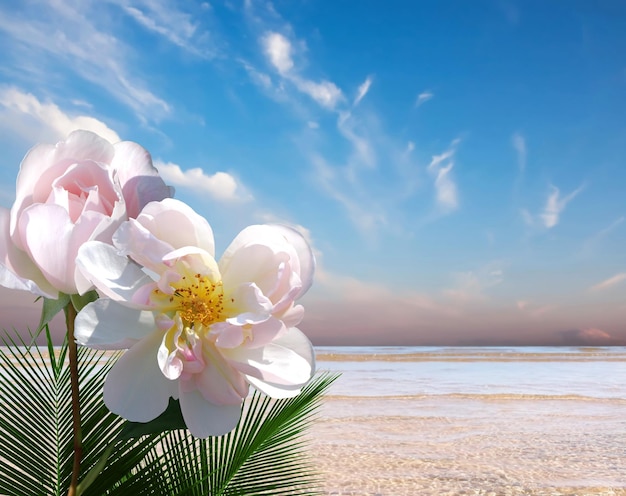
top-left (415, 91), bottom-right (433, 107)
top-left (540, 184), bottom-right (584, 228)
top-left (155, 161), bottom-right (252, 202)
top-left (511, 132), bottom-right (526, 171)
top-left (427, 141), bottom-right (460, 212)
top-left (353, 76), bottom-right (373, 106)
top-left (260, 31), bottom-right (344, 110)
top-left (117, 0), bottom-right (213, 58)
top-left (589, 272), bottom-right (626, 292)
top-left (261, 32), bottom-right (294, 75)
top-left (294, 78), bottom-right (343, 109)
top-left (0, 2), bottom-right (170, 122)
top-left (0, 86), bottom-right (120, 144)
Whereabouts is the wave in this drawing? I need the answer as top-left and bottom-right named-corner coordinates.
top-left (316, 351), bottom-right (626, 362)
top-left (325, 392), bottom-right (626, 403)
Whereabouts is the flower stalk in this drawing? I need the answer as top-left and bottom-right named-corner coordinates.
top-left (65, 302), bottom-right (82, 496)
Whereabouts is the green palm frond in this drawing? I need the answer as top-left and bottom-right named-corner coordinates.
top-left (0, 326), bottom-right (337, 496)
top-left (0, 328), bottom-right (161, 496)
top-left (99, 372), bottom-right (338, 496)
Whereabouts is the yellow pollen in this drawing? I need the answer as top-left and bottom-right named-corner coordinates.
top-left (155, 273), bottom-right (225, 327)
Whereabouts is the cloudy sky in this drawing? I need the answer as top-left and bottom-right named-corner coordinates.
top-left (0, 0), bottom-right (624, 346)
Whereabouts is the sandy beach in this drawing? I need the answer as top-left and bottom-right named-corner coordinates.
top-left (309, 348), bottom-right (626, 495)
top-left (309, 397), bottom-right (626, 495)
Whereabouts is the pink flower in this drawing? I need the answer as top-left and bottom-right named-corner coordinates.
top-left (0, 130), bottom-right (173, 297)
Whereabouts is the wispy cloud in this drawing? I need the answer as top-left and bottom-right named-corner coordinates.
top-left (260, 31), bottom-right (344, 109)
top-left (353, 76), bottom-right (373, 106)
top-left (427, 140), bottom-right (460, 212)
top-left (0, 86), bottom-right (120, 144)
top-left (580, 216), bottom-right (624, 256)
top-left (444, 263), bottom-right (504, 302)
top-left (511, 131), bottom-right (526, 172)
top-left (415, 91), bottom-right (433, 107)
top-left (0, 1), bottom-right (170, 122)
top-left (589, 272), bottom-right (626, 292)
top-left (116, 0), bottom-right (215, 58)
top-left (540, 184), bottom-right (584, 228)
top-left (155, 160), bottom-right (252, 202)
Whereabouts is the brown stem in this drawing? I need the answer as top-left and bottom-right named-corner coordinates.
top-left (66, 303), bottom-right (82, 496)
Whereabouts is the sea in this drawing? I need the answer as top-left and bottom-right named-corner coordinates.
top-left (310, 346), bottom-right (626, 495)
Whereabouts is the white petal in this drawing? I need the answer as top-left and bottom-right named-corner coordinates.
top-left (75, 299), bottom-right (156, 349)
top-left (179, 388), bottom-right (242, 438)
top-left (103, 328), bottom-right (177, 422)
top-left (135, 199), bottom-right (214, 255)
top-left (0, 208), bottom-right (57, 298)
top-left (225, 327), bottom-right (315, 388)
top-left (18, 203), bottom-right (101, 294)
top-left (246, 375), bottom-right (303, 399)
top-left (266, 224), bottom-right (315, 299)
top-left (112, 141), bottom-right (173, 219)
top-left (76, 241), bottom-right (153, 306)
top-left (113, 218), bottom-right (173, 274)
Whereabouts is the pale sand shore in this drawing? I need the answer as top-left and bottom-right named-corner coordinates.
top-left (309, 397), bottom-right (626, 496)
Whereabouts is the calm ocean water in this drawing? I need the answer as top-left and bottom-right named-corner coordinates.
top-left (315, 346), bottom-right (626, 399)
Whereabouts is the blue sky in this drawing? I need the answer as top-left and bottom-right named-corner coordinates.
top-left (0, 0), bottom-right (624, 345)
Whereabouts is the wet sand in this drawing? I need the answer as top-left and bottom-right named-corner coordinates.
top-left (309, 396), bottom-right (626, 495)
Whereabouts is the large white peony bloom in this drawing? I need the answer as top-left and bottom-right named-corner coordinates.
top-left (74, 198), bottom-right (315, 437)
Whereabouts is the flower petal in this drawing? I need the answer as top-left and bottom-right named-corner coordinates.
top-left (243, 327), bottom-right (315, 398)
top-left (113, 218), bottom-right (174, 274)
top-left (103, 328), bottom-right (177, 422)
top-left (0, 208), bottom-right (58, 298)
top-left (76, 240), bottom-right (154, 306)
top-left (134, 199), bottom-right (214, 255)
top-left (75, 299), bottom-right (156, 349)
top-left (112, 141), bottom-right (173, 218)
top-left (224, 327), bottom-right (315, 388)
top-left (11, 130), bottom-right (115, 246)
top-left (266, 224), bottom-right (315, 299)
top-left (179, 388), bottom-right (242, 438)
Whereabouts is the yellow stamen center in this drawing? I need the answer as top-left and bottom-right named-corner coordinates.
top-left (154, 273), bottom-right (225, 327)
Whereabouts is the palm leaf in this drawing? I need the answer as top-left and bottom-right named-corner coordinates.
top-left (0, 328), bottom-right (162, 496)
top-left (0, 325), bottom-right (337, 495)
top-left (94, 373), bottom-right (338, 495)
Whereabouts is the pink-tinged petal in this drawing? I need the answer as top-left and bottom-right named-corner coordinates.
top-left (267, 224), bottom-right (315, 299)
top-left (223, 282), bottom-right (273, 324)
top-left (246, 375), bottom-right (304, 399)
top-left (76, 240), bottom-right (154, 307)
top-left (113, 218), bottom-right (174, 274)
top-left (179, 388), bottom-right (242, 438)
top-left (0, 208), bottom-right (58, 298)
top-left (224, 327), bottom-right (314, 387)
top-left (220, 239), bottom-right (290, 298)
top-left (243, 328), bottom-right (315, 398)
top-left (75, 299), bottom-right (156, 349)
top-left (276, 303), bottom-right (305, 328)
top-left (11, 131), bottom-right (115, 245)
top-left (135, 199), bottom-right (214, 255)
top-left (158, 327), bottom-right (184, 381)
top-left (193, 344), bottom-right (250, 405)
top-left (103, 328), bottom-right (177, 422)
top-left (111, 141), bottom-right (173, 218)
top-left (18, 204), bottom-right (95, 294)
top-left (215, 317), bottom-right (286, 350)
top-left (162, 247), bottom-right (220, 277)
top-left (52, 160), bottom-right (118, 219)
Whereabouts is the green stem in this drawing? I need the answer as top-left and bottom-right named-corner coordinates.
top-left (65, 303), bottom-right (82, 496)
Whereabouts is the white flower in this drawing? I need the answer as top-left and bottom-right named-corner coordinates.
top-left (75, 198), bottom-right (315, 437)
